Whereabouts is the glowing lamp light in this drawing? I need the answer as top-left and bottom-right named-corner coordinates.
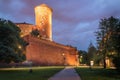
top-left (18, 45), bottom-right (22, 49)
top-left (62, 53), bottom-right (65, 56)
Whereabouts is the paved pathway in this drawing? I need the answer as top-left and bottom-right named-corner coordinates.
top-left (48, 67), bottom-right (81, 80)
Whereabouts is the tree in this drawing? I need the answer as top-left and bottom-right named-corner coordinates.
top-left (30, 29), bottom-right (40, 37)
top-left (0, 18), bottom-right (26, 63)
top-left (87, 42), bottom-right (97, 65)
top-left (78, 50), bottom-right (88, 65)
top-left (95, 16), bottom-right (120, 69)
top-left (108, 17), bottom-right (120, 71)
top-left (95, 18), bottom-right (108, 68)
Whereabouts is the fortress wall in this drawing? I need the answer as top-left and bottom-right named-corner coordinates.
top-left (26, 36), bottom-right (78, 66)
top-left (16, 23), bottom-right (34, 37)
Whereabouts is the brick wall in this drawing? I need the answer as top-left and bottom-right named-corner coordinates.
top-left (26, 36), bottom-right (78, 66)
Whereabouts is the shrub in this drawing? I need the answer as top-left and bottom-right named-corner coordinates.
top-left (112, 56), bottom-right (120, 72)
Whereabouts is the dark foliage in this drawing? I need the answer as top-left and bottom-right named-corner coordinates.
top-left (30, 29), bottom-right (40, 37)
top-left (0, 18), bottom-right (26, 63)
top-left (113, 57), bottom-right (120, 72)
top-left (95, 16), bottom-right (120, 69)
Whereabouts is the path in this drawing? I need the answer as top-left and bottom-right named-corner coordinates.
top-left (48, 67), bottom-right (81, 80)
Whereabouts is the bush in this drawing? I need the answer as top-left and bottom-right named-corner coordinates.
top-left (112, 57), bottom-right (120, 72)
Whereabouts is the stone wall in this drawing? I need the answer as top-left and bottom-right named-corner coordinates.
top-left (25, 36), bottom-right (78, 66)
top-left (16, 23), bottom-right (35, 37)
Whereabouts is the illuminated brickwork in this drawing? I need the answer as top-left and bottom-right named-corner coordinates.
top-left (35, 4), bottom-right (52, 41)
top-left (16, 22), bottom-right (35, 37)
top-left (25, 35), bottom-right (78, 66)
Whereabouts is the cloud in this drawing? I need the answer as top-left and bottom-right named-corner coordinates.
top-left (0, 0), bottom-right (120, 51)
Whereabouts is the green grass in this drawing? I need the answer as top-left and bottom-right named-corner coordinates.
top-left (0, 66), bottom-right (63, 80)
top-left (75, 67), bottom-right (120, 80)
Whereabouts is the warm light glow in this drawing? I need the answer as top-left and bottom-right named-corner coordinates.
top-left (49, 12), bottom-right (52, 41)
top-left (62, 53), bottom-right (65, 56)
top-left (80, 56), bottom-right (83, 58)
top-left (20, 34), bottom-right (24, 37)
top-left (34, 4), bottom-right (52, 41)
top-left (18, 45), bottom-right (22, 49)
top-left (106, 58), bottom-right (110, 67)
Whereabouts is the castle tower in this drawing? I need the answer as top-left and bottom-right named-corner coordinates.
top-left (35, 4), bottom-right (52, 41)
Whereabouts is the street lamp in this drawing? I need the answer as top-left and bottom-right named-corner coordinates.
top-left (76, 54), bottom-right (79, 67)
top-left (90, 60), bottom-right (94, 69)
top-left (29, 60), bottom-right (33, 73)
top-left (62, 53), bottom-right (65, 68)
top-left (29, 45), bottom-right (33, 73)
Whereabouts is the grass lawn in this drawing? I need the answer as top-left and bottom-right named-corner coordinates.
top-left (0, 66), bottom-right (63, 80)
top-left (75, 67), bottom-right (120, 80)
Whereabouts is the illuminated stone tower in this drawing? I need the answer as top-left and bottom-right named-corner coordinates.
top-left (35, 4), bottom-right (52, 41)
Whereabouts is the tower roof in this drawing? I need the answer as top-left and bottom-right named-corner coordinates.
top-left (35, 4), bottom-right (53, 12)
top-left (40, 4), bottom-right (49, 7)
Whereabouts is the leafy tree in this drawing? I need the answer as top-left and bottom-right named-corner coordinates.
top-left (95, 18), bottom-right (108, 68)
top-left (0, 18), bottom-right (26, 63)
top-left (30, 29), bottom-right (40, 37)
top-left (108, 17), bottom-right (120, 71)
top-left (96, 16), bottom-right (120, 69)
top-left (78, 50), bottom-right (88, 65)
top-left (87, 42), bottom-right (97, 65)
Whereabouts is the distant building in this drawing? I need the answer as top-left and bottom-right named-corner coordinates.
top-left (16, 4), bottom-right (78, 66)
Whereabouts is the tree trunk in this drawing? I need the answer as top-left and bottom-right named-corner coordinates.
top-left (103, 51), bottom-right (106, 69)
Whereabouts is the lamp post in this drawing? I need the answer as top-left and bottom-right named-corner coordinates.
top-left (62, 53), bottom-right (65, 68)
top-left (29, 45), bottom-right (33, 73)
top-left (80, 55), bottom-right (83, 64)
top-left (29, 60), bottom-right (33, 73)
top-left (90, 60), bottom-right (94, 69)
top-left (76, 54), bottom-right (79, 67)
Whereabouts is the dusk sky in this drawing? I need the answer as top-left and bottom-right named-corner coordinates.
top-left (0, 0), bottom-right (120, 51)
